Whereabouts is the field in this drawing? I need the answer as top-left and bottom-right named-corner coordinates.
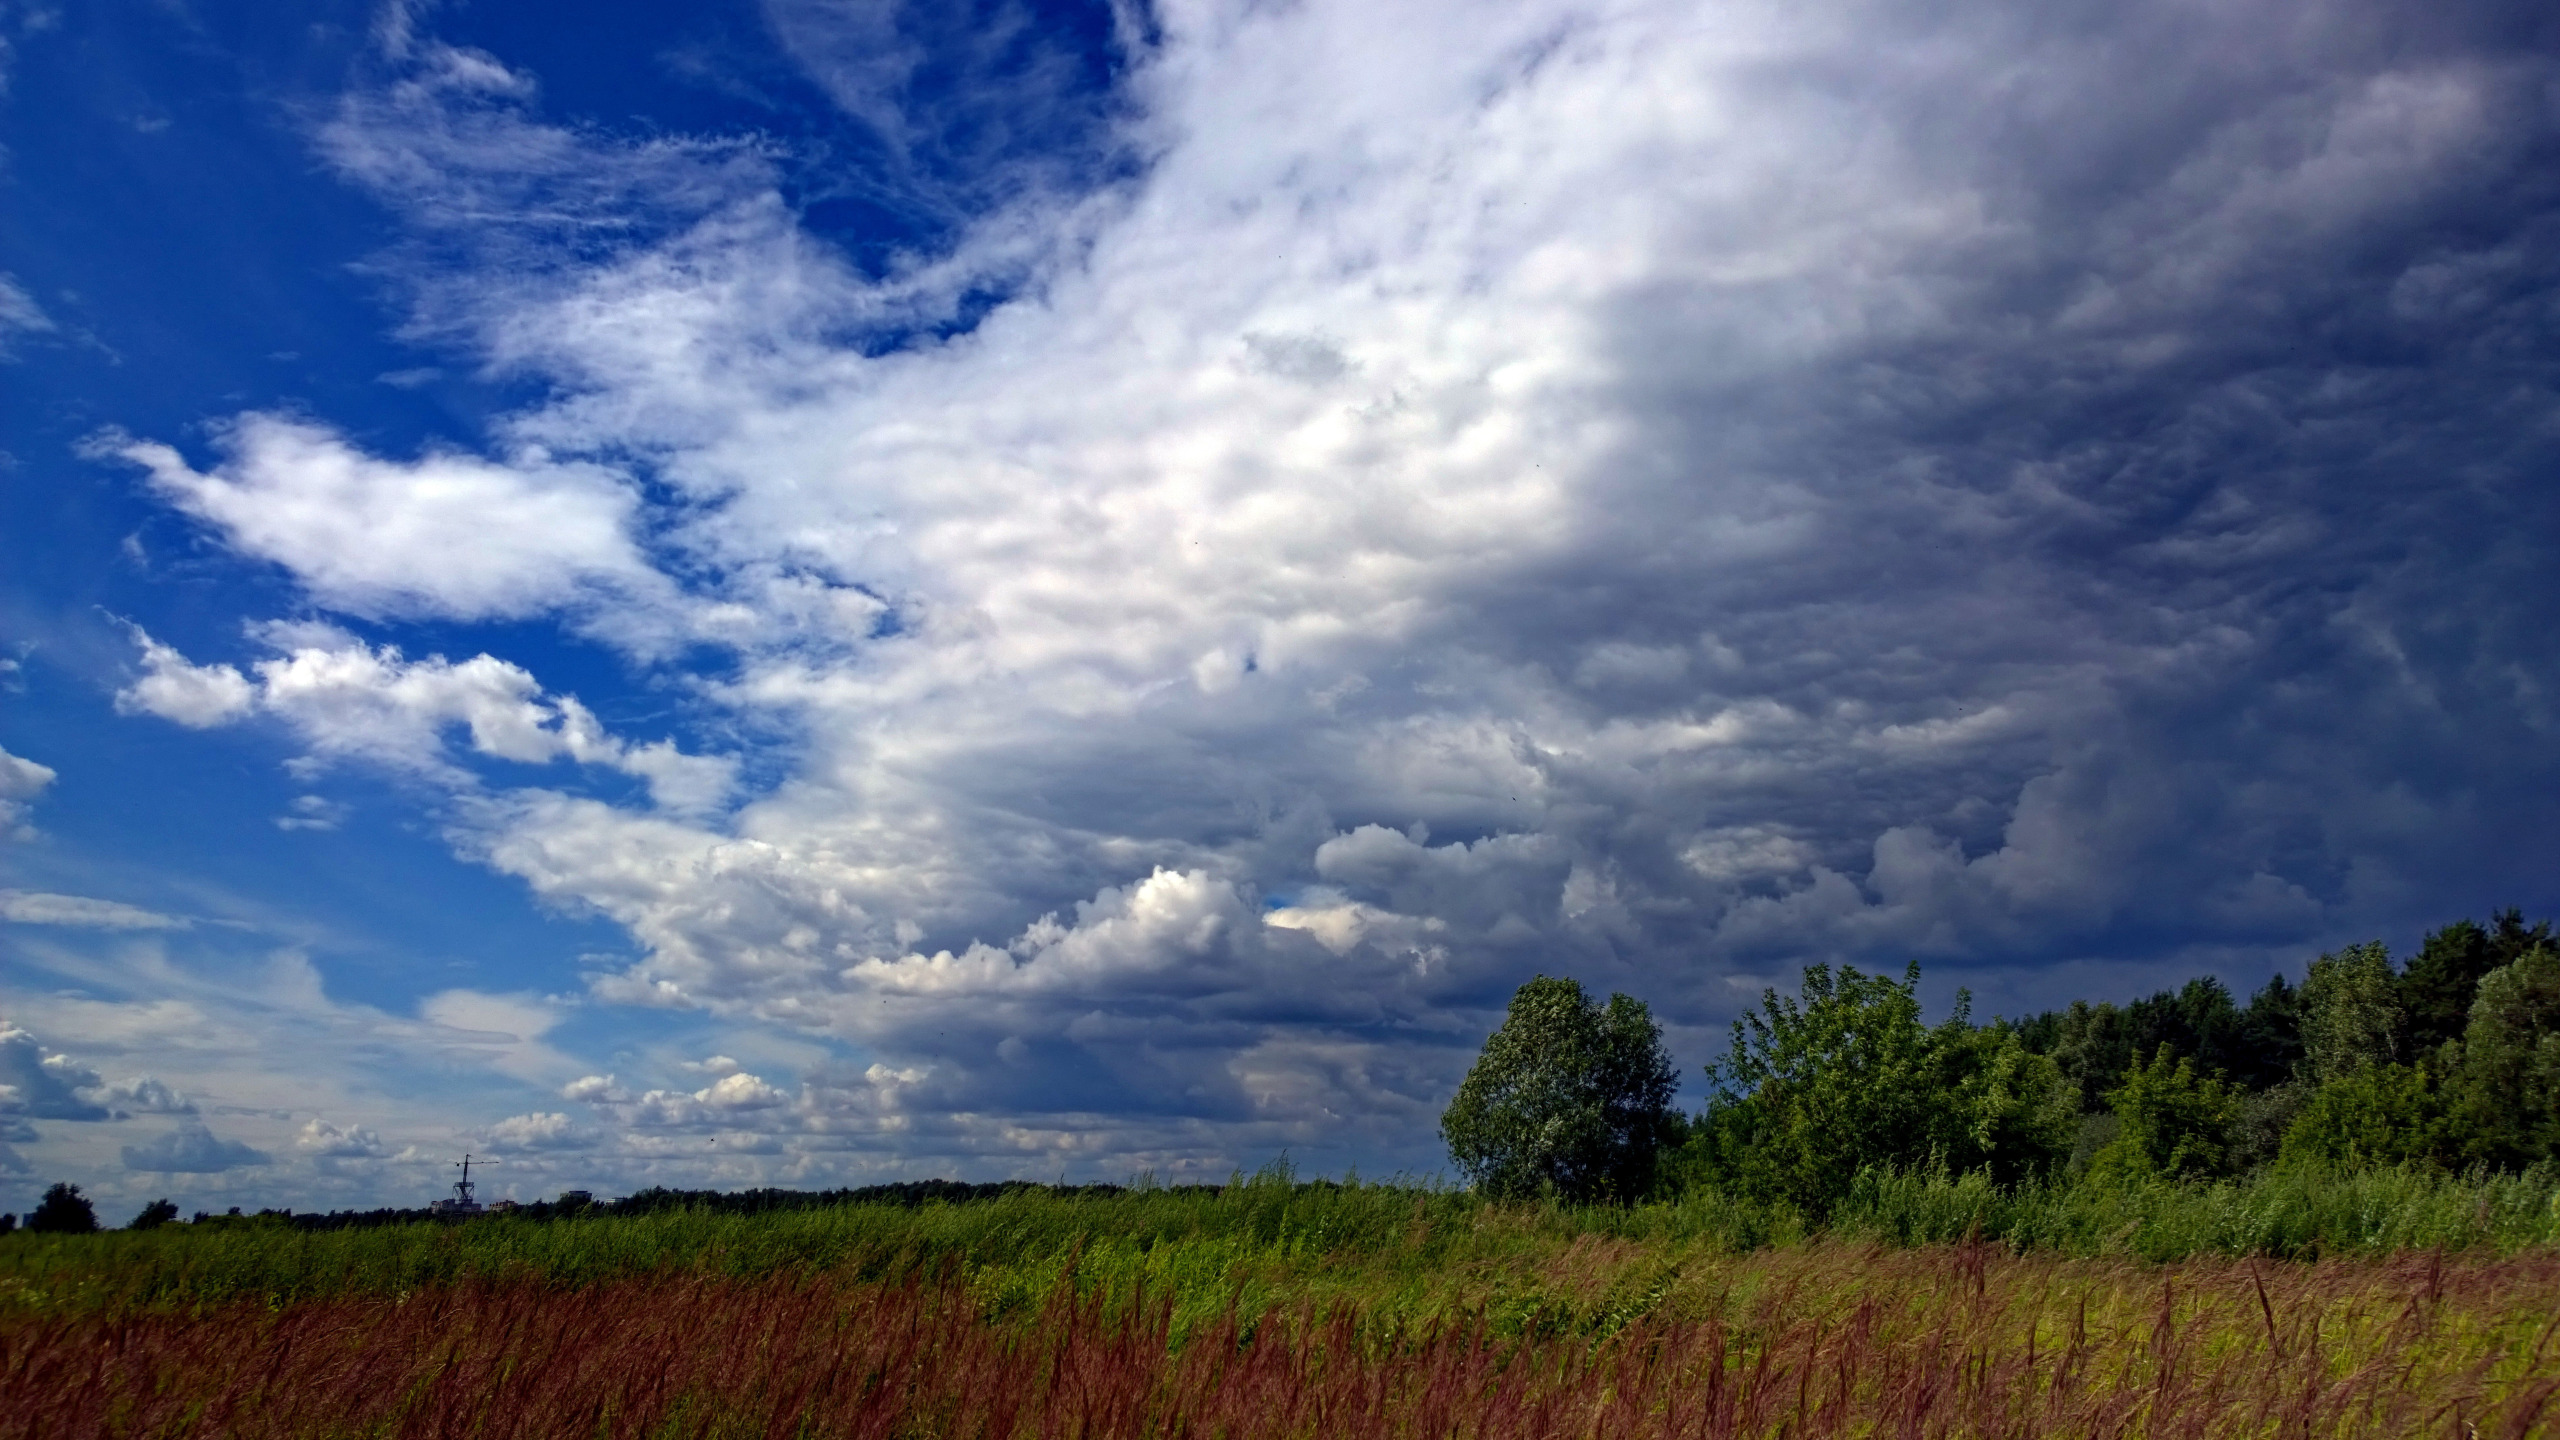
top-left (5, 1167), bottom-right (2559, 1438)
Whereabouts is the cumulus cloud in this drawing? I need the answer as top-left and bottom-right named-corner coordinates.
top-left (561, 1073), bottom-right (629, 1103)
top-left (484, 1111), bottom-right (589, 1151)
top-left (114, 632), bottom-right (256, 728)
top-left (98, 1076), bottom-right (196, 1116)
top-left (121, 1120), bottom-right (271, 1173)
top-left (101, 415), bottom-right (658, 623)
top-left (296, 1119), bottom-right (387, 1157)
top-left (606, 1069), bottom-right (794, 1129)
top-left (116, 626), bottom-right (734, 812)
top-left (89, 0), bottom-right (2560, 1177)
top-left (0, 1024), bottom-right (112, 1123)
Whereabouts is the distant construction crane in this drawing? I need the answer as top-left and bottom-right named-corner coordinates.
top-left (430, 1153), bottom-right (492, 1217)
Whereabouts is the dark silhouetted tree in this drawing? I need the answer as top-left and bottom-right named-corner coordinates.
top-left (27, 1182), bottom-right (98, 1234)
top-left (128, 1198), bottom-right (179, 1231)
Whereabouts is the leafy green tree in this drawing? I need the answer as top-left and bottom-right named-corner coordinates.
top-left (2446, 945), bottom-right (2560, 1169)
top-left (26, 1182), bottom-right (98, 1234)
top-left (2086, 1044), bottom-right (2241, 1182)
top-left (1925, 1019), bottom-right (2081, 1183)
top-left (2025, 999), bottom-right (2131, 1113)
top-left (1441, 976), bottom-right (1680, 1202)
top-left (2300, 941), bottom-right (2402, 1085)
top-left (1693, 963), bottom-right (2072, 1215)
top-left (2280, 1061), bottom-right (2452, 1168)
top-left (127, 1198), bottom-right (179, 1231)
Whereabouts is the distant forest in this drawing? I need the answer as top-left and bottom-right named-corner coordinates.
top-left (1666, 909), bottom-right (2558, 1215)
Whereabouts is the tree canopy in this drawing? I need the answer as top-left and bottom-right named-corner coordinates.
top-left (1439, 976), bottom-right (1680, 1202)
top-left (1686, 962), bottom-right (2074, 1216)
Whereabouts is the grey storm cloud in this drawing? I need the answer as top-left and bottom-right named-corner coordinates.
top-left (103, 0), bottom-right (2560, 1181)
top-left (0, 1025), bottom-right (112, 1124)
top-left (121, 1120), bottom-right (271, 1174)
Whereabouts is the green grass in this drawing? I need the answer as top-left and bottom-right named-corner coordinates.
top-left (5, 1161), bottom-right (2557, 1333)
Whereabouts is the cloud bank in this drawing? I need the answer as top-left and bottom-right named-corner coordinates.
top-left (86, 0), bottom-right (2560, 1185)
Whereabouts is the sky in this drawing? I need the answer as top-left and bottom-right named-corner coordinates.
top-left (2, 0), bottom-right (2558, 1216)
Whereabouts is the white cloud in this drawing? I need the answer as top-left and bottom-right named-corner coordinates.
top-left (275, 795), bottom-right (348, 832)
top-left (418, 990), bottom-right (574, 1085)
top-left (0, 891), bottom-right (190, 930)
top-left (103, 414), bottom-right (656, 624)
top-left (114, 632), bottom-right (256, 728)
top-left (695, 1071), bottom-right (786, 1109)
top-left (0, 272), bottom-right (51, 356)
top-left (98, 1076), bottom-right (195, 1115)
top-left (561, 1074), bottom-right (629, 1103)
top-left (484, 1111), bottom-right (589, 1151)
top-left (115, 626), bottom-right (734, 812)
top-left (0, 743), bottom-right (55, 836)
top-left (295, 1119), bottom-right (386, 1157)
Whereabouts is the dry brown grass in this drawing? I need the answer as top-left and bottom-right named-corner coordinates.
top-left (5, 1240), bottom-right (2556, 1439)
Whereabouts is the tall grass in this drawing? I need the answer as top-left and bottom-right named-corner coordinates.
top-left (7, 1242), bottom-right (2555, 1438)
top-left (1833, 1161), bottom-right (2560, 1260)
top-left (4, 1163), bottom-right (2556, 1326)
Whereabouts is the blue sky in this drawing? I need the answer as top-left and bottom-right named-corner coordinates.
top-left (4, 0), bottom-right (2558, 1216)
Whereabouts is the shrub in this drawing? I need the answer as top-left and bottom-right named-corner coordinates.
top-left (2086, 1045), bottom-right (2239, 1182)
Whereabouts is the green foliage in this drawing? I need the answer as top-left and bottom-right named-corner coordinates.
top-left (2234, 974), bottom-right (2307, 1090)
top-left (2025, 999), bottom-right (2133, 1113)
top-left (2448, 944), bottom-right (2560, 1169)
top-left (1690, 963), bottom-right (2072, 1217)
top-left (2282, 1062), bottom-right (2452, 1169)
top-left (1439, 976), bottom-right (1680, 1202)
top-left (2086, 1044), bottom-right (2241, 1182)
top-left (1832, 1158), bottom-right (2560, 1261)
top-left (2301, 940), bottom-right (2402, 1085)
top-left (2228, 1080), bottom-right (2310, 1170)
top-left (27, 1183), bottom-right (97, 1236)
top-left (2400, 911), bottom-right (2552, 1055)
top-left (126, 1199), bottom-right (178, 1232)
top-left (7, 1166), bottom-right (2560, 1332)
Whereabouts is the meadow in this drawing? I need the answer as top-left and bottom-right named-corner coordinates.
top-left (5, 1166), bottom-right (2559, 1438)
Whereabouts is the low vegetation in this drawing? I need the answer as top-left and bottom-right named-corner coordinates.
top-left (4, 909), bottom-right (2555, 1434)
top-left (5, 1169), bottom-right (2560, 1437)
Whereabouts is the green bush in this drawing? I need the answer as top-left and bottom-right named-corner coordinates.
top-left (1687, 963), bottom-right (2072, 1217)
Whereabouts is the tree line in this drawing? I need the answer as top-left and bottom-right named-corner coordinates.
top-left (1441, 910), bottom-right (2559, 1210)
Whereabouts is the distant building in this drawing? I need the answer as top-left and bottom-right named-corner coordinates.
top-left (558, 1190), bottom-right (593, 1207)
